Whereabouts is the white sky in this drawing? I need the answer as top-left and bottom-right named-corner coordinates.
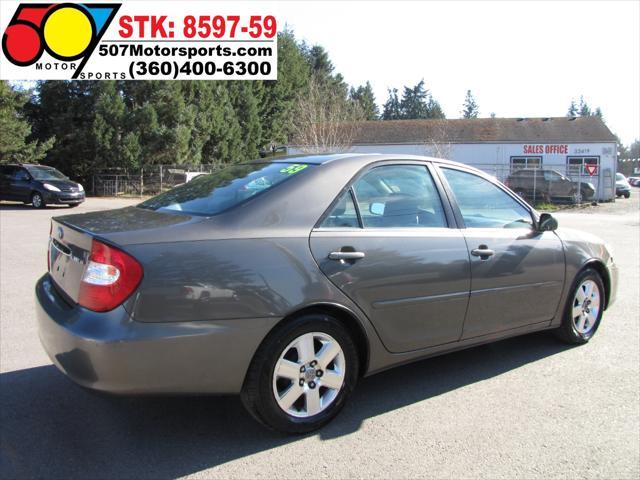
top-left (270, 0), bottom-right (640, 145)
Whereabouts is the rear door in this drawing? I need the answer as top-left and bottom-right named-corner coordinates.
top-left (0, 166), bottom-right (16, 199)
top-left (309, 162), bottom-right (471, 353)
top-left (437, 166), bottom-right (565, 338)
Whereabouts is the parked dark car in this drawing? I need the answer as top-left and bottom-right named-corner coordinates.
top-left (0, 164), bottom-right (85, 208)
top-left (505, 168), bottom-right (595, 203)
top-left (615, 173), bottom-right (631, 198)
top-left (627, 176), bottom-right (640, 187)
top-left (36, 154), bottom-right (617, 433)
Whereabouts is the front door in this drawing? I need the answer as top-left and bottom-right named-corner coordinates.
top-left (309, 163), bottom-right (471, 353)
top-left (438, 167), bottom-right (565, 339)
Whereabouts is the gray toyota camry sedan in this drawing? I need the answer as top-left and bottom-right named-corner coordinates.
top-left (36, 154), bottom-right (618, 433)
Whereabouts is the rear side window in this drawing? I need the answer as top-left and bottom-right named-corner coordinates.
top-left (138, 162), bottom-right (313, 216)
top-left (355, 165), bottom-right (447, 228)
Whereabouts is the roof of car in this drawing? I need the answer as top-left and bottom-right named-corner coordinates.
top-left (261, 152), bottom-right (465, 167)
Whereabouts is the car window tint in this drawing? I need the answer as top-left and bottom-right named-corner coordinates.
top-left (354, 165), bottom-right (446, 228)
top-left (442, 168), bottom-right (532, 229)
top-left (14, 169), bottom-right (30, 181)
top-left (139, 162), bottom-right (314, 216)
top-left (319, 190), bottom-right (360, 228)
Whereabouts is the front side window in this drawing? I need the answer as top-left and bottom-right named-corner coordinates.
top-left (543, 170), bottom-right (563, 182)
top-left (139, 162), bottom-right (313, 216)
top-left (442, 168), bottom-right (532, 229)
top-left (353, 165), bottom-right (447, 228)
top-left (14, 169), bottom-right (31, 181)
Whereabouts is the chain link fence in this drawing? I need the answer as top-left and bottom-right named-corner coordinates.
top-left (92, 164), bottom-right (221, 197)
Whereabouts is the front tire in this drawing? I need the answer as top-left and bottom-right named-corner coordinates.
top-left (241, 313), bottom-right (359, 434)
top-left (624, 192), bottom-right (631, 199)
top-left (31, 192), bottom-right (45, 209)
top-left (554, 268), bottom-right (605, 344)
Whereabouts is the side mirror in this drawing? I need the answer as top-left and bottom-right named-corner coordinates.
top-left (537, 213), bottom-right (558, 232)
top-left (370, 202), bottom-right (385, 216)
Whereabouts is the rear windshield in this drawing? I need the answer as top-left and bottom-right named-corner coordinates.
top-left (138, 162), bottom-right (313, 216)
top-left (27, 166), bottom-right (68, 180)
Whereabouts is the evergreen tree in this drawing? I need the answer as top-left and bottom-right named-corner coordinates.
top-left (400, 80), bottom-right (429, 119)
top-left (259, 29), bottom-right (310, 149)
top-left (382, 88), bottom-right (402, 120)
top-left (426, 96), bottom-right (446, 119)
top-left (229, 81), bottom-right (262, 159)
top-left (0, 81), bottom-right (51, 163)
top-left (30, 81), bottom-right (99, 179)
top-left (578, 95), bottom-right (591, 117)
top-left (567, 96), bottom-right (604, 119)
top-left (461, 90), bottom-right (479, 118)
top-left (349, 82), bottom-right (379, 120)
top-left (93, 81), bottom-right (129, 169)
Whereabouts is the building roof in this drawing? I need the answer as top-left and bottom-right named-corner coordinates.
top-left (346, 117), bottom-right (617, 145)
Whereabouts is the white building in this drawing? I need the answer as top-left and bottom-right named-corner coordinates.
top-left (288, 117), bottom-right (618, 201)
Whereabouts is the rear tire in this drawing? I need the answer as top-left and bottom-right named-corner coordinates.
top-left (624, 192), bottom-right (631, 199)
top-left (554, 268), bottom-right (605, 344)
top-left (31, 192), bottom-right (45, 209)
top-left (241, 313), bottom-right (359, 434)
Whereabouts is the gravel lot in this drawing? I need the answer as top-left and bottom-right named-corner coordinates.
top-left (1, 195), bottom-right (638, 479)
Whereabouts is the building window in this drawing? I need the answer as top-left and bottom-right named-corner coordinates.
top-left (510, 156), bottom-right (542, 171)
top-left (567, 156), bottom-right (599, 176)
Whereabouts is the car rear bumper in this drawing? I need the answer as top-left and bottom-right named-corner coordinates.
top-left (43, 190), bottom-right (85, 204)
top-left (36, 274), bottom-right (279, 394)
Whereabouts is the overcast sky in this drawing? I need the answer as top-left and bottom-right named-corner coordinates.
top-left (270, 0), bottom-right (639, 145)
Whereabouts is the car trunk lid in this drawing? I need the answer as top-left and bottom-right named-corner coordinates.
top-left (48, 219), bottom-right (93, 303)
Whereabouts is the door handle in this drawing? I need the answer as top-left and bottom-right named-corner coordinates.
top-left (471, 245), bottom-right (495, 260)
top-left (328, 251), bottom-right (365, 261)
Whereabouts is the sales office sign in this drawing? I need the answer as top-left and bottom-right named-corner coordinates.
top-left (0, 1), bottom-right (278, 80)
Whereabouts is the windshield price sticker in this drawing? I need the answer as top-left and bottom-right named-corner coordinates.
top-left (0, 1), bottom-right (278, 80)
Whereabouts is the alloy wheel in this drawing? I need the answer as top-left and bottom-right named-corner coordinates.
top-left (272, 332), bottom-right (346, 418)
top-left (572, 279), bottom-right (601, 334)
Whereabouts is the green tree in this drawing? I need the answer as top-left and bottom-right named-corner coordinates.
top-left (382, 88), bottom-right (402, 120)
top-left (461, 90), bottom-right (479, 118)
top-left (567, 99), bottom-right (578, 117)
top-left (349, 82), bottom-right (379, 120)
top-left (259, 29), bottom-right (310, 149)
top-left (578, 95), bottom-right (591, 116)
top-left (229, 81), bottom-right (263, 159)
top-left (400, 80), bottom-right (429, 119)
top-left (0, 81), bottom-right (51, 163)
top-left (93, 81), bottom-right (129, 169)
top-left (30, 81), bottom-right (98, 179)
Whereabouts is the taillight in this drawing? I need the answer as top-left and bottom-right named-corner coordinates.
top-left (78, 239), bottom-right (143, 312)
